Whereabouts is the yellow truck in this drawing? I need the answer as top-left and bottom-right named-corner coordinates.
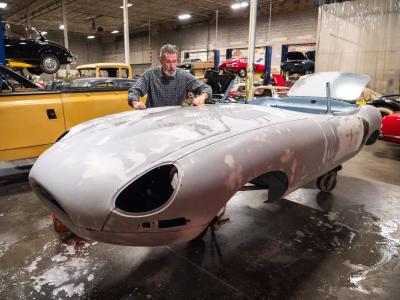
top-left (0, 66), bottom-right (144, 161)
top-left (76, 63), bottom-right (133, 79)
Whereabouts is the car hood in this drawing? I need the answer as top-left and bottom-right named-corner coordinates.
top-left (46, 40), bottom-right (71, 52)
top-left (288, 72), bottom-right (369, 102)
top-left (31, 105), bottom-right (305, 195)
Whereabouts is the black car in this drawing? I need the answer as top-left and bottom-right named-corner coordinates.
top-left (369, 94), bottom-right (400, 116)
top-left (4, 23), bottom-right (76, 75)
top-left (280, 51), bottom-right (315, 75)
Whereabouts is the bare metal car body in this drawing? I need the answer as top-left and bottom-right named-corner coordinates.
top-left (29, 73), bottom-right (381, 246)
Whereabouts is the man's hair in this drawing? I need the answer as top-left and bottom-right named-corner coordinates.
top-left (160, 44), bottom-right (178, 59)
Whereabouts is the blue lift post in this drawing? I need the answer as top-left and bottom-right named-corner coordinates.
top-left (226, 49), bottom-right (233, 59)
top-left (263, 46), bottom-right (272, 85)
top-left (0, 16), bottom-right (6, 65)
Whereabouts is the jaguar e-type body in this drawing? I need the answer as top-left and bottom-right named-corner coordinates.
top-left (29, 73), bottom-right (381, 246)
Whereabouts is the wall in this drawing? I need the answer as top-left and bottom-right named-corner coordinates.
top-left (99, 6), bottom-right (318, 74)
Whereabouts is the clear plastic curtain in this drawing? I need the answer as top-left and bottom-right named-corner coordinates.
top-left (316, 0), bottom-right (400, 94)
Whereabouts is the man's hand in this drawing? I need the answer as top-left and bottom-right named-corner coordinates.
top-left (132, 100), bottom-right (146, 110)
top-left (192, 92), bottom-right (208, 106)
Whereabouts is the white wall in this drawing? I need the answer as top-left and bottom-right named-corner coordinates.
top-left (99, 6), bottom-right (318, 74)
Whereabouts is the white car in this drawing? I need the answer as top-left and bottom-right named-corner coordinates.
top-left (29, 73), bottom-right (381, 247)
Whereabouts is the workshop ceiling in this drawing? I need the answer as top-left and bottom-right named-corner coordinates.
top-left (2, 0), bottom-right (317, 35)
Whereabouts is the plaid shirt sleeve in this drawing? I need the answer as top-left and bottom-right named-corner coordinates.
top-left (127, 71), bottom-right (150, 107)
top-left (184, 73), bottom-right (212, 100)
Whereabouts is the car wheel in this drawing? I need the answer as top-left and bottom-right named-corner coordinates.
top-left (238, 68), bottom-right (247, 78)
top-left (27, 67), bottom-right (43, 75)
top-left (40, 54), bottom-right (60, 74)
top-left (316, 171), bottom-right (337, 192)
top-left (377, 106), bottom-right (395, 116)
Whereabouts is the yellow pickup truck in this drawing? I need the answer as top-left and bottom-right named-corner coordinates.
top-left (76, 63), bottom-right (133, 79)
top-left (0, 66), bottom-right (143, 161)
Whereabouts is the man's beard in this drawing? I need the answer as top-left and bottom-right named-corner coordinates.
top-left (163, 68), bottom-right (176, 77)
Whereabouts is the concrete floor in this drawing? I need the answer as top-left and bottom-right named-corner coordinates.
top-left (0, 140), bottom-right (399, 300)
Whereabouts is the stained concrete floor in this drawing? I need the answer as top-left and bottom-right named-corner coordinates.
top-left (0, 140), bottom-right (399, 300)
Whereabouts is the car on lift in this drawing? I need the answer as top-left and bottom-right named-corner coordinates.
top-left (0, 65), bottom-right (143, 162)
top-left (280, 51), bottom-right (315, 75)
top-left (3, 23), bottom-right (76, 75)
top-left (380, 112), bottom-right (400, 143)
top-left (28, 72), bottom-right (381, 247)
top-left (219, 57), bottom-right (265, 78)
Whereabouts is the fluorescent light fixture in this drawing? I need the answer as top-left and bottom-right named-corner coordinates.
top-left (111, 30), bottom-right (119, 34)
top-left (0, 2), bottom-right (7, 9)
top-left (87, 35), bottom-right (95, 39)
top-left (178, 14), bottom-right (191, 20)
top-left (41, 31), bottom-right (47, 35)
top-left (120, 3), bottom-right (132, 8)
top-left (231, 1), bottom-right (248, 9)
top-left (59, 24), bottom-right (64, 30)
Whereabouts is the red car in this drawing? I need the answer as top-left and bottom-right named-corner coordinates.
top-left (219, 57), bottom-right (265, 78)
top-left (381, 112), bottom-right (400, 143)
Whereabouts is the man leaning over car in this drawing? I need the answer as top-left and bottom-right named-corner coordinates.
top-left (128, 44), bottom-right (212, 109)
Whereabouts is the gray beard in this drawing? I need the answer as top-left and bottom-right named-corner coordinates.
top-left (163, 68), bottom-right (176, 77)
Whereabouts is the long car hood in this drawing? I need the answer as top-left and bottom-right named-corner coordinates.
top-left (30, 104), bottom-right (306, 209)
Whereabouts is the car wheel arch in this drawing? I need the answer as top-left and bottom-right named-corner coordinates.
top-left (249, 170), bottom-right (289, 202)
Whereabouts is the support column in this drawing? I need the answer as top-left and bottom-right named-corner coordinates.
top-left (62, 0), bottom-right (70, 77)
top-left (245, 0), bottom-right (258, 101)
top-left (123, 0), bottom-right (130, 65)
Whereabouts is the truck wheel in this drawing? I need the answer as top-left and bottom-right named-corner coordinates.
top-left (40, 54), bottom-right (60, 74)
top-left (316, 171), bottom-right (337, 192)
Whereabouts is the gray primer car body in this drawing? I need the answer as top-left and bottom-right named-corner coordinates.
top-left (29, 73), bottom-right (381, 246)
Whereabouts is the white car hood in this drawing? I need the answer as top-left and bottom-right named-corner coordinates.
top-left (288, 72), bottom-right (369, 102)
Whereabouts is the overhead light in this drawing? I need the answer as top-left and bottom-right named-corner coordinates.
top-left (178, 14), bottom-right (191, 20)
top-left (0, 2), bottom-right (7, 9)
top-left (59, 24), bottom-right (64, 30)
top-left (41, 31), bottom-right (48, 35)
top-left (120, 3), bottom-right (132, 8)
top-left (87, 35), bottom-right (95, 39)
top-left (231, 1), bottom-right (248, 9)
top-left (111, 30), bottom-right (119, 34)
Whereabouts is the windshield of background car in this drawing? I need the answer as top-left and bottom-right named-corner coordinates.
top-left (286, 52), bottom-right (306, 61)
top-left (120, 68), bottom-right (129, 78)
top-left (99, 68), bottom-right (118, 77)
top-left (305, 51), bottom-right (315, 61)
top-left (240, 58), bottom-right (248, 63)
top-left (4, 24), bottom-right (41, 39)
top-left (78, 69), bottom-right (96, 77)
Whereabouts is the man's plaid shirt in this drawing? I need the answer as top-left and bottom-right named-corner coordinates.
top-left (128, 66), bottom-right (212, 107)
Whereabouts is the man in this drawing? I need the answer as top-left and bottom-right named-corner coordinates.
top-left (128, 44), bottom-right (212, 109)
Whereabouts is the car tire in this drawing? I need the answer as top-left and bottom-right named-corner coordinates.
top-left (238, 68), bottom-right (247, 78)
top-left (316, 171), bottom-right (337, 192)
top-left (40, 54), bottom-right (60, 74)
top-left (377, 106), bottom-right (395, 116)
top-left (27, 67), bottom-right (43, 75)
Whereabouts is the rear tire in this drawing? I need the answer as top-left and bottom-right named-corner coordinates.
top-left (316, 171), bottom-right (337, 192)
top-left (40, 54), bottom-right (60, 74)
